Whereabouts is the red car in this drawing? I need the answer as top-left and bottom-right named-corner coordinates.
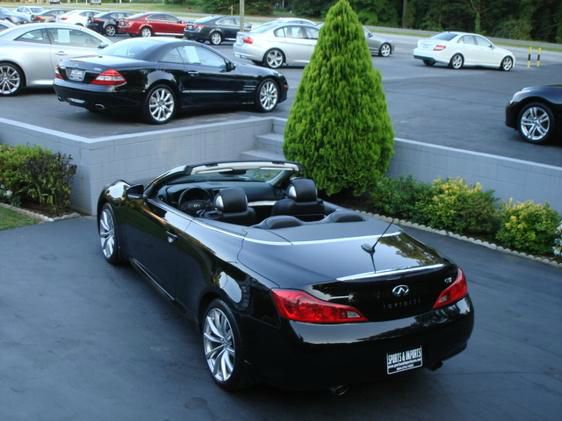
top-left (118, 12), bottom-right (187, 38)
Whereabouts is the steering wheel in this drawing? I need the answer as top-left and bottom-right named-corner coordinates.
top-left (177, 187), bottom-right (212, 216)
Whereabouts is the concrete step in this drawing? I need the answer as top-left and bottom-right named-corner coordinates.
top-left (240, 149), bottom-right (285, 161)
top-left (255, 132), bottom-right (284, 155)
top-left (273, 118), bottom-right (286, 135)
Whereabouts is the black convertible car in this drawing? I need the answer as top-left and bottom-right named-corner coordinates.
top-left (97, 161), bottom-right (474, 392)
top-left (505, 84), bottom-right (562, 144)
top-left (54, 38), bottom-right (287, 124)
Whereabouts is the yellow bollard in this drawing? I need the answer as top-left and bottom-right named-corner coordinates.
top-left (537, 47), bottom-right (542, 68)
top-left (527, 47), bottom-right (531, 68)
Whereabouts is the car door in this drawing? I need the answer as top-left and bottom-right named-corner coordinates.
top-left (12, 28), bottom-right (52, 83)
top-left (158, 46), bottom-right (194, 108)
top-left (457, 35), bottom-right (477, 65)
top-left (179, 44), bottom-right (243, 106)
top-left (276, 25), bottom-right (312, 64)
top-left (473, 35), bottom-right (497, 66)
top-left (216, 16), bottom-right (238, 40)
top-left (46, 27), bottom-right (104, 67)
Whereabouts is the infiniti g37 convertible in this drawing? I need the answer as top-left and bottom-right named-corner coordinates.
top-left (54, 38), bottom-right (288, 124)
top-left (97, 161), bottom-right (474, 391)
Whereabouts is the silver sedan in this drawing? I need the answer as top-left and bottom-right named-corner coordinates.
top-left (364, 28), bottom-right (394, 57)
top-left (0, 23), bottom-right (110, 96)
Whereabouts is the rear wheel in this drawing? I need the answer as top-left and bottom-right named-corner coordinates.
top-left (379, 43), bottom-right (391, 57)
top-left (449, 53), bottom-right (463, 70)
top-left (202, 299), bottom-right (252, 391)
top-left (209, 31), bottom-right (223, 45)
top-left (0, 62), bottom-right (24, 96)
top-left (500, 56), bottom-right (513, 72)
top-left (104, 24), bottom-right (116, 37)
top-left (143, 84), bottom-right (176, 124)
top-left (140, 26), bottom-right (152, 38)
top-left (263, 48), bottom-right (284, 69)
top-left (98, 203), bottom-right (124, 265)
top-left (255, 79), bottom-right (279, 112)
top-left (517, 102), bottom-right (555, 144)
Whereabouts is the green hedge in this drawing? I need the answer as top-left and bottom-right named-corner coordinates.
top-left (367, 176), bottom-right (561, 257)
top-left (0, 145), bottom-right (76, 215)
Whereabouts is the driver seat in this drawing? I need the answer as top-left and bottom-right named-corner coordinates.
top-left (212, 188), bottom-right (256, 226)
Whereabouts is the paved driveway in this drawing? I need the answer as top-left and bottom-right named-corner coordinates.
top-left (0, 218), bottom-right (561, 420)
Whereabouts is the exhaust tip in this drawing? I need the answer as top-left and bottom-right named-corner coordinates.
top-left (429, 361), bottom-right (443, 371)
top-left (94, 104), bottom-right (105, 111)
top-left (57, 96), bottom-right (64, 102)
top-left (329, 384), bottom-right (350, 397)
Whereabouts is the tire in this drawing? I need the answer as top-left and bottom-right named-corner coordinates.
top-left (98, 203), bottom-right (124, 265)
top-left (500, 56), bottom-right (514, 72)
top-left (209, 31), bottom-right (223, 45)
top-left (104, 24), bottom-right (116, 37)
top-left (449, 53), bottom-right (463, 70)
top-left (423, 59), bottom-right (435, 67)
top-left (0, 62), bottom-right (24, 96)
top-left (143, 84), bottom-right (176, 124)
top-left (263, 48), bottom-right (284, 69)
top-left (379, 43), bottom-right (391, 57)
top-left (517, 102), bottom-right (555, 144)
top-left (202, 299), bottom-right (252, 391)
top-left (140, 26), bottom-right (152, 38)
top-left (255, 79), bottom-right (279, 113)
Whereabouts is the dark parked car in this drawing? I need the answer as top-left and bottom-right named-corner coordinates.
top-left (87, 11), bottom-right (133, 36)
top-left (506, 85), bottom-right (562, 144)
top-left (118, 12), bottom-right (187, 38)
top-left (32, 9), bottom-right (68, 23)
top-left (184, 15), bottom-right (251, 45)
top-left (54, 38), bottom-right (288, 124)
top-left (96, 160), bottom-right (474, 391)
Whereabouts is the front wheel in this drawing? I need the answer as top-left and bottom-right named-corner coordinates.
top-left (104, 24), bottom-right (116, 37)
top-left (0, 62), bottom-right (24, 96)
top-left (263, 49), bottom-right (284, 69)
top-left (449, 53), bottom-right (463, 70)
top-left (209, 31), bottom-right (223, 45)
top-left (143, 85), bottom-right (176, 124)
top-left (98, 203), bottom-right (124, 265)
top-left (379, 43), bottom-right (391, 57)
top-left (500, 56), bottom-right (514, 72)
top-left (256, 79), bottom-right (279, 113)
top-left (517, 102), bottom-right (555, 144)
top-left (202, 299), bottom-right (252, 391)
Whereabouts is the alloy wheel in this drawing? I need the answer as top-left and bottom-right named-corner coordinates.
top-left (99, 207), bottom-right (116, 259)
top-left (502, 57), bottom-right (513, 71)
top-left (148, 87), bottom-right (174, 123)
top-left (520, 106), bottom-right (550, 142)
top-left (141, 27), bottom-right (152, 37)
top-left (265, 50), bottom-right (283, 69)
top-left (203, 308), bottom-right (236, 382)
top-left (451, 54), bottom-right (463, 69)
top-left (259, 80), bottom-right (278, 111)
top-left (380, 43), bottom-right (391, 57)
top-left (0, 64), bottom-right (21, 95)
top-left (105, 25), bottom-right (116, 37)
top-left (210, 32), bottom-right (222, 45)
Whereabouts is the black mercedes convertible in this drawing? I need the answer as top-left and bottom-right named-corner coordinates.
top-left (97, 161), bottom-right (474, 392)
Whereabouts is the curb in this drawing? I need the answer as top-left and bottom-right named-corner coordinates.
top-left (357, 210), bottom-right (562, 269)
top-left (0, 203), bottom-right (80, 223)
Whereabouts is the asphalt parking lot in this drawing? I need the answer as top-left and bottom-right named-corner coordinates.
top-left (0, 218), bottom-right (560, 421)
top-left (1, 35), bottom-right (561, 166)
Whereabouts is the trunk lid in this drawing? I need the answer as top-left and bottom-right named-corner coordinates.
top-left (58, 55), bottom-right (147, 84)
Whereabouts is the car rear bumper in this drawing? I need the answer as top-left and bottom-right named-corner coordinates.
top-left (233, 43), bottom-right (265, 63)
top-left (184, 30), bottom-right (208, 41)
top-left (413, 48), bottom-right (450, 64)
top-left (242, 296), bottom-right (474, 389)
top-left (54, 80), bottom-right (143, 112)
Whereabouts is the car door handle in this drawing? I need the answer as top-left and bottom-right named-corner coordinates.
top-left (166, 231), bottom-right (178, 243)
top-left (187, 70), bottom-right (199, 76)
top-left (56, 51), bottom-right (67, 56)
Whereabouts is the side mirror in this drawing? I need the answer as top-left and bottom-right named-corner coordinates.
top-left (126, 184), bottom-right (144, 200)
top-left (368, 32), bottom-right (373, 38)
top-left (98, 42), bottom-right (108, 49)
top-left (489, 44), bottom-right (494, 49)
top-left (226, 60), bottom-right (236, 71)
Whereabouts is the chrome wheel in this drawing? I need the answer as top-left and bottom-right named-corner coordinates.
top-left (210, 31), bottom-right (222, 45)
top-left (265, 49), bottom-right (283, 69)
top-left (451, 54), bottom-right (463, 69)
top-left (99, 207), bottom-right (115, 259)
top-left (501, 56), bottom-right (513, 71)
top-left (148, 87), bottom-right (174, 123)
top-left (141, 27), bottom-right (152, 37)
top-left (0, 64), bottom-right (21, 96)
top-left (379, 43), bottom-right (391, 57)
top-left (105, 25), bottom-right (116, 37)
top-left (259, 80), bottom-right (278, 112)
top-left (520, 106), bottom-right (550, 142)
top-left (203, 308), bottom-right (235, 383)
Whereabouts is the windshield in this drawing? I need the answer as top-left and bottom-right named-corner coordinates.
top-left (431, 32), bottom-right (458, 41)
top-left (169, 168), bottom-right (289, 185)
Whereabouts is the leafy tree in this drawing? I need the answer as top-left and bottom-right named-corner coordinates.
top-left (283, 0), bottom-right (394, 196)
top-left (200, 0), bottom-right (273, 15)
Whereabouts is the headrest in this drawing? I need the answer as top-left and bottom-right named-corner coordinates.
top-left (255, 215), bottom-right (303, 230)
top-left (326, 211), bottom-right (365, 223)
top-left (286, 178), bottom-right (318, 202)
top-left (214, 188), bottom-right (248, 213)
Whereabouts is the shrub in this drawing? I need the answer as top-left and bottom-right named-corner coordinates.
top-left (0, 145), bottom-right (76, 214)
top-left (283, 0), bottom-right (394, 197)
top-left (496, 201), bottom-right (561, 255)
top-left (369, 176), bottom-right (432, 220)
top-left (553, 224), bottom-right (562, 257)
top-left (417, 178), bottom-right (499, 236)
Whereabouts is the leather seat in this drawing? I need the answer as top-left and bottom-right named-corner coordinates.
top-left (271, 178), bottom-right (325, 221)
top-left (254, 215), bottom-right (303, 230)
top-left (325, 211), bottom-right (365, 223)
top-left (211, 188), bottom-right (256, 226)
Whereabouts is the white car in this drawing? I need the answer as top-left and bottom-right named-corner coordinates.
top-left (413, 31), bottom-right (515, 71)
top-left (57, 9), bottom-right (98, 26)
top-left (0, 19), bottom-right (15, 31)
top-left (14, 6), bottom-right (44, 20)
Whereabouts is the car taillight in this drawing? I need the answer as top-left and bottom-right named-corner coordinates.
top-left (91, 69), bottom-right (126, 86)
top-left (271, 289), bottom-right (367, 324)
top-left (433, 44), bottom-right (447, 51)
top-left (243, 36), bottom-right (253, 44)
top-left (54, 66), bottom-right (63, 80)
top-left (61, 16), bottom-right (67, 20)
top-left (433, 268), bottom-right (468, 309)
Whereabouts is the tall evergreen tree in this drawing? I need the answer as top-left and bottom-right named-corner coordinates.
top-left (283, 0), bottom-right (394, 196)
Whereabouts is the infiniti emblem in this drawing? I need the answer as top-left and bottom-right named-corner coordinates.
top-left (392, 284), bottom-right (410, 297)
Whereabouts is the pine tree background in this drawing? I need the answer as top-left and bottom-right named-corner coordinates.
top-left (283, 0), bottom-right (394, 196)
